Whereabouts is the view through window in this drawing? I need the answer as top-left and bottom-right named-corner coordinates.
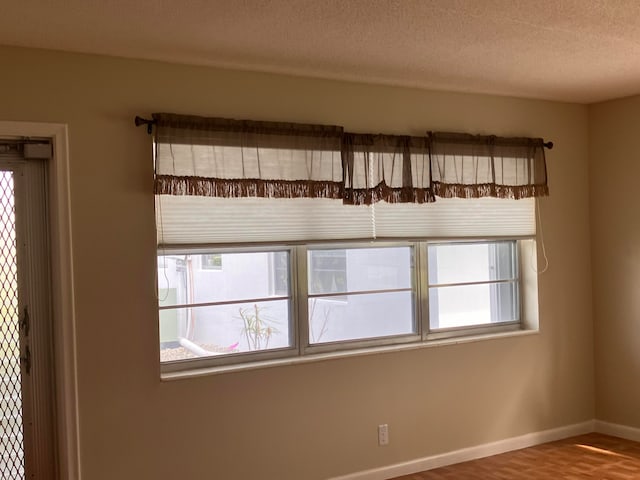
top-left (158, 241), bottom-right (521, 365)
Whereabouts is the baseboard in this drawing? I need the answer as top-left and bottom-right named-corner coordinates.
top-left (328, 420), bottom-right (595, 480)
top-left (595, 420), bottom-right (640, 442)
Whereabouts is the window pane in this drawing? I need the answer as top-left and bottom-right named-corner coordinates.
top-left (429, 282), bottom-right (518, 329)
top-left (158, 251), bottom-right (289, 307)
top-left (308, 246), bottom-right (413, 295)
top-left (308, 291), bottom-right (414, 343)
top-left (160, 300), bottom-right (291, 362)
top-left (428, 241), bottom-right (516, 285)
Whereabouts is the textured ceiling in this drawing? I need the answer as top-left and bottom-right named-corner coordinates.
top-left (2, 0), bottom-right (640, 103)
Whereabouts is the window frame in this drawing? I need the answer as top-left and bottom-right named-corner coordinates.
top-left (158, 238), bottom-right (533, 374)
top-left (158, 245), bottom-right (300, 371)
top-left (300, 242), bottom-right (422, 356)
top-left (422, 239), bottom-right (523, 341)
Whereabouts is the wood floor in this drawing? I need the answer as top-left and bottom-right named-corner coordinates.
top-left (391, 433), bottom-right (640, 479)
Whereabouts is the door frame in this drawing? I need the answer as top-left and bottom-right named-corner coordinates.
top-left (0, 121), bottom-right (79, 480)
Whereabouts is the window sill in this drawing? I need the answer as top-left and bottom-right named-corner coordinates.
top-left (160, 328), bottom-right (539, 381)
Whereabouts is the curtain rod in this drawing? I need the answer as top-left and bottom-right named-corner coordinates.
top-left (134, 116), bottom-right (554, 149)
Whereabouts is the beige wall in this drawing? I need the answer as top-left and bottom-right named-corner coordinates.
top-left (0, 46), bottom-right (593, 479)
top-left (590, 96), bottom-right (640, 427)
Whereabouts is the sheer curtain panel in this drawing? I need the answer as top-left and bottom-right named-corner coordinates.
top-left (341, 134), bottom-right (434, 205)
top-left (153, 113), bottom-right (344, 199)
top-left (429, 132), bottom-right (549, 199)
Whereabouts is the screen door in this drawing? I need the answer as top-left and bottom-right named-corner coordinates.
top-left (0, 141), bottom-right (57, 479)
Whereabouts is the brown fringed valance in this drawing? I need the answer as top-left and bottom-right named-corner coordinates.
top-left (430, 183), bottom-right (548, 200)
top-left (428, 132), bottom-right (549, 200)
top-left (153, 113), bottom-right (344, 200)
top-left (154, 176), bottom-right (343, 199)
top-left (153, 113), bottom-right (549, 205)
top-left (341, 134), bottom-right (434, 205)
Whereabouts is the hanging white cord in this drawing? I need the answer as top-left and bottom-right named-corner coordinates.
top-left (155, 196), bottom-right (171, 302)
top-left (154, 137), bottom-right (171, 302)
top-left (531, 197), bottom-right (549, 274)
top-left (368, 157), bottom-right (377, 240)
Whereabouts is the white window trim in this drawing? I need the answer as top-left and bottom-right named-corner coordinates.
top-left (0, 121), bottom-right (80, 480)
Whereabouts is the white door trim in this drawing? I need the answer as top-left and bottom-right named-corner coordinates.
top-left (0, 121), bottom-right (80, 480)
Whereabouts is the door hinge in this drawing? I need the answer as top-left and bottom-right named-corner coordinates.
top-left (20, 345), bottom-right (31, 375)
top-left (20, 306), bottom-right (29, 337)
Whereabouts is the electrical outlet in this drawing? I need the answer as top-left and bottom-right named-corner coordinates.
top-left (378, 424), bottom-right (389, 446)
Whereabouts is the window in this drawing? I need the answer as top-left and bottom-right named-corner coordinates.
top-left (307, 246), bottom-right (414, 345)
top-left (157, 239), bottom-right (533, 368)
top-left (151, 113), bottom-right (548, 372)
top-left (158, 250), bottom-right (293, 364)
top-left (427, 241), bottom-right (520, 337)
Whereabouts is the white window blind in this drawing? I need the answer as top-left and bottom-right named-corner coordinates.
top-left (156, 195), bottom-right (534, 246)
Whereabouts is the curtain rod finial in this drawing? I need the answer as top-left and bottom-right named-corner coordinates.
top-left (134, 116), bottom-right (155, 134)
top-left (544, 141), bottom-right (553, 149)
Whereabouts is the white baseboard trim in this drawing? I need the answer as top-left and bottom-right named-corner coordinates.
top-left (595, 420), bottom-right (640, 442)
top-left (329, 420), bottom-right (595, 480)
